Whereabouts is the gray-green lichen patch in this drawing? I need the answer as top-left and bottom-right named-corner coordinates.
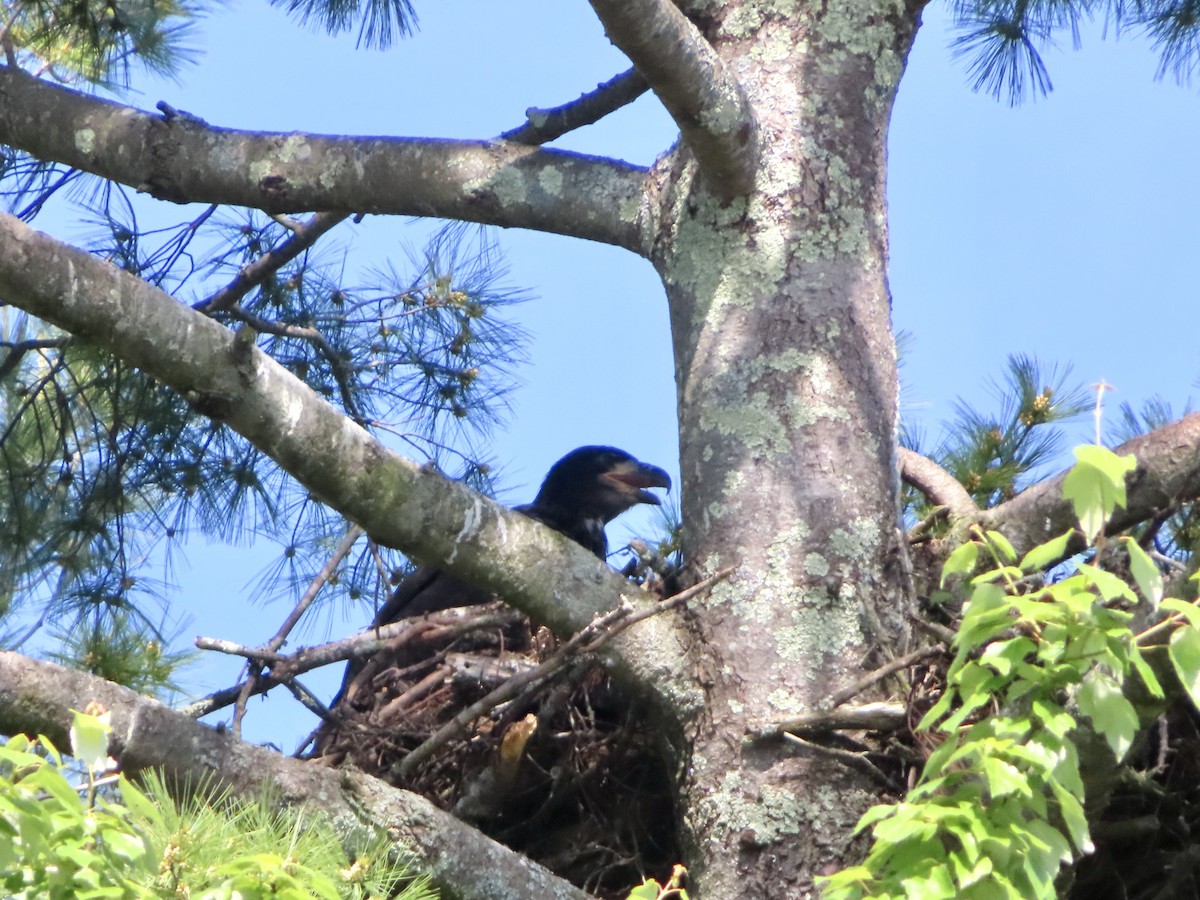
top-left (466, 166), bottom-right (526, 206)
top-left (274, 135), bottom-right (312, 163)
top-left (774, 600), bottom-right (865, 666)
top-left (74, 128), bottom-right (96, 154)
top-left (694, 769), bottom-right (807, 849)
top-left (698, 390), bottom-right (791, 457)
top-left (813, 0), bottom-right (907, 59)
top-left (725, 0), bottom-right (804, 36)
top-left (803, 552), bottom-right (829, 577)
top-left (828, 516), bottom-right (880, 565)
top-left (766, 688), bottom-right (804, 715)
top-left (537, 166), bottom-right (563, 195)
top-left (249, 158), bottom-right (275, 183)
top-left (786, 391), bottom-right (852, 429)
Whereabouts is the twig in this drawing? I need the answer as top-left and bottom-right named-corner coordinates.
top-left (500, 67), bottom-right (649, 145)
top-left (827, 645), bottom-right (945, 709)
top-left (395, 567), bottom-right (734, 779)
top-left (196, 210), bottom-right (349, 313)
top-left (184, 610), bottom-right (520, 718)
top-left (780, 732), bottom-right (900, 791)
top-left (270, 526), bottom-right (364, 652)
top-left (750, 702), bottom-right (908, 741)
top-left (196, 636), bottom-right (284, 663)
top-left (283, 678), bottom-right (334, 722)
top-left (0, 336), bottom-right (68, 380)
top-left (893, 525), bottom-right (920, 629)
top-left (906, 504), bottom-right (949, 543)
top-left (228, 525), bottom-right (364, 739)
top-left (223, 305), bottom-right (364, 422)
top-left (907, 613), bottom-right (957, 645)
top-left (1150, 548), bottom-right (1188, 573)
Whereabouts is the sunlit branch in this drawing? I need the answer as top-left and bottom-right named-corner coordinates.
top-left (0, 68), bottom-right (650, 252)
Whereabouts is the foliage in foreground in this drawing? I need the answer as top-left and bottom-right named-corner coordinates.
top-left (823, 445), bottom-right (1200, 898)
top-left (0, 707), bottom-right (434, 899)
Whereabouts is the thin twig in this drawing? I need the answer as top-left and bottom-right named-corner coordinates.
top-left (196, 210), bottom-right (349, 313)
top-left (185, 610), bottom-right (519, 718)
top-left (907, 613), bottom-right (957, 645)
top-left (500, 67), bottom-right (649, 145)
top-left (283, 678), bottom-right (334, 722)
top-left (269, 526), bottom-right (364, 652)
top-left (0, 336), bottom-right (68, 375)
top-left (906, 505), bottom-right (949, 543)
top-left (224, 305), bottom-right (364, 423)
top-left (228, 525), bottom-right (364, 739)
top-left (827, 645), bottom-right (945, 709)
top-left (780, 732), bottom-right (900, 791)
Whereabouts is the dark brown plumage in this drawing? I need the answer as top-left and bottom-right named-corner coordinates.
top-left (331, 446), bottom-right (671, 707)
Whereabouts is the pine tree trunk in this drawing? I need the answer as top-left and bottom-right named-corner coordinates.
top-left (650, 2), bottom-right (922, 892)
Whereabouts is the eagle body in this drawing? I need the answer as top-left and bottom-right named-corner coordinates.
top-left (370, 446), bottom-right (671, 623)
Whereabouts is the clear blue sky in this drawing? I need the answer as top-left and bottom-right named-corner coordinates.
top-left (46, 0), bottom-right (1200, 747)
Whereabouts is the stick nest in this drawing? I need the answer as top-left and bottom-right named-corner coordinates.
top-left (311, 604), bottom-right (680, 897)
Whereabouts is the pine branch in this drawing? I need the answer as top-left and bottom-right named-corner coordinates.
top-left (973, 412), bottom-right (1200, 562)
top-left (0, 68), bottom-right (649, 252)
top-left (587, 0), bottom-right (757, 198)
top-left (897, 447), bottom-right (978, 519)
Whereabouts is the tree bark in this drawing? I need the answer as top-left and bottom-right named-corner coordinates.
top-left (639, 2), bottom-right (925, 893)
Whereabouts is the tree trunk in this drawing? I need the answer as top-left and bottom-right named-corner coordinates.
top-left (651, 4), bottom-right (922, 893)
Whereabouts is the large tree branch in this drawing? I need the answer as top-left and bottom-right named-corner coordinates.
top-left (897, 447), bottom-right (978, 520)
top-left (975, 413), bottom-right (1200, 559)
top-left (0, 211), bottom-right (699, 721)
top-left (0, 67), bottom-right (650, 253)
top-left (586, 0), bottom-right (757, 198)
top-left (0, 653), bottom-right (590, 900)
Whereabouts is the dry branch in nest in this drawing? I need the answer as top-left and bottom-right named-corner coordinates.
top-left (310, 599), bottom-right (684, 898)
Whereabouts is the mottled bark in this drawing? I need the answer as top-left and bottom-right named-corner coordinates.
top-left (0, 67), bottom-right (649, 251)
top-left (643, 2), bottom-right (923, 893)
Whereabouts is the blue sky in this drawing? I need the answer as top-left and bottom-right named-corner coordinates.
top-left (27, 0), bottom-right (1200, 746)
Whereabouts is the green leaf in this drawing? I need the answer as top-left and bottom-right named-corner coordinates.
top-left (1170, 624), bottom-right (1200, 710)
top-left (1017, 531), bottom-right (1073, 573)
top-left (1075, 563), bottom-right (1136, 604)
top-left (981, 757), bottom-right (1030, 799)
top-left (980, 637), bottom-right (1036, 677)
top-left (985, 531), bottom-right (1017, 563)
top-left (942, 541), bottom-right (981, 587)
top-left (1050, 779), bottom-right (1093, 855)
top-left (1128, 646), bottom-right (1164, 699)
top-left (1121, 537), bottom-right (1163, 607)
top-left (1062, 445), bottom-right (1137, 541)
top-left (1075, 672), bottom-right (1138, 758)
top-left (69, 708), bottom-right (114, 776)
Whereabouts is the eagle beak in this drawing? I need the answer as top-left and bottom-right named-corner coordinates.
top-left (605, 460), bottom-right (672, 506)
